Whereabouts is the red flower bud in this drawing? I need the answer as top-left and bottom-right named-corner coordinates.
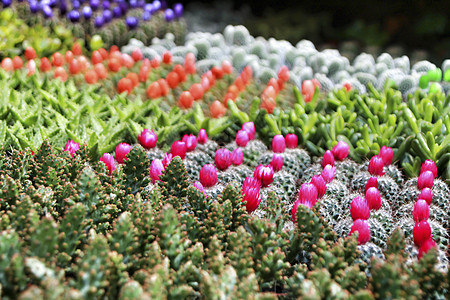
top-left (171, 141), bottom-right (187, 159)
top-left (150, 159), bottom-right (165, 184)
top-left (199, 164), bottom-right (218, 187)
top-left (321, 164), bottom-right (335, 183)
top-left (270, 154), bottom-right (283, 172)
top-left (99, 153), bottom-right (116, 175)
top-left (418, 188), bottom-right (433, 205)
top-left (272, 134), bottom-right (286, 153)
top-left (379, 146), bottom-right (393, 166)
top-left (350, 196), bottom-right (370, 221)
top-left (322, 150), bottom-right (335, 168)
top-left (418, 238), bottom-right (437, 259)
top-left (292, 199), bottom-right (313, 223)
top-left (236, 130), bottom-right (249, 147)
top-left (332, 141), bottom-right (349, 161)
top-left (365, 176), bottom-right (379, 193)
top-left (242, 122), bottom-right (255, 140)
top-left (115, 143), bottom-right (132, 164)
top-left (365, 187), bottom-right (382, 210)
top-left (413, 199), bottom-right (430, 223)
top-left (63, 139), bottom-right (80, 157)
top-left (417, 171), bottom-right (434, 190)
top-left (242, 177), bottom-right (261, 212)
top-left (285, 133), bottom-right (298, 148)
top-left (182, 134), bottom-right (197, 152)
top-left (368, 155), bottom-right (384, 176)
top-left (298, 183), bottom-right (318, 207)
top-left (310, 174), bottom-right (326, 198)
top-left (231, 148), bottom-right (243, 165)
top-left (254, 164), bottom-right (274, 187)
top-left (350, 219), bottom-right (371, 245)
top-left (413, 220), bottom-right (431, 247)
top-left (215, 148), bottom-right (232, 170)
top-left (197, 128), bottom-right (208, 144)
top-left (420, 159), bottom-right (437, 178)
top-left (138, 129), bottom-right (158, 149)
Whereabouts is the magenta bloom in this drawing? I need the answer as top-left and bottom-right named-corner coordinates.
top-left (63, 139), bottom-right (80, 157)
top-left (115, 143), bottom-right (132, 164)
top-left (242, 176), bottom-right (261, 213)
top-left (138, 129), bottom-right (157, 149)
top-left (285, 133), bottom-right (298, 148)
top-left (199, 164), bottom-right (218, 187)
top-left (99, 153), bottom-right (116, 175)
top-left (242, 122), bottom-right (255, 140)
top-left (418, 238), bottom-right (437, 259)
top-left (365, 187), bottom-right (382, 210)
top-left (413, 220), bottom-right (431, 247)
top-left (417, 171), bottom-right (434, 190)
top-left (322, 150), bottom-right (335, 168)
top-left (171, 140), bottom-right (187, 159)
top-left (182, 134), bottom-right (198, 152)
top-left (270, 154), bottom-right (283, 172)
top-left (350, 197), bottom-right (370, 221)
top-left (310, 174), bottom-right (326, 198)
top-left (420, 159), bottom-right (437, 178)
top-left (193, 181), bottom-right (206, 195)
top-left (364, 176), bottom-right (379, 194)
top-left (254, 164), bottom-right (274, 187)
top-left (272, 134), bottom-right (286, 153)
top-left (197, 128), bottom-right (208, 144)
top-left (350, 219), bottom-right (371, 245)
top-left (413, 199), bottom-right (430, 223)
top-left (379, 145), bottom-right (393, 166)
top-left (292, 199), bottom-right (310, 223)
top-left (332, 141), bottom-right (349, 161)
top-left (298, 182), bottom-right (318, 207)
top-left (236, 130), bottom-right (249, 147)
top-left (368, 155), bottom-right (384, 176)
top-left (321, 164), bottom-right (335, 183)
top-left (162, 153), bottom-right (173, 168)
top-left (231, 148), bottom-right (243, 165)
top-left (150, 159), bottom-right (165, 184)
top-left (418, 188), bottom-right (433, 205)
top-left (215, 148), bottom-right (232, 170)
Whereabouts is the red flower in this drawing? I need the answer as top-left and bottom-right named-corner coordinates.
top-left (368, 155), bottom-right (384, 176)
top-left (310, 174), bottom-right (326, 198)
top-left (242, 122), bottom-right (255, 140)
top-left (379, 146), bottom-right (393, 166)
top-left (215, 148), bottom-right (231, 171)
top-left (199, 164), bottom-right (218, 187)
top-left (418, 238), bottom-right (437, 259)
top-left (413, 199), bottom-right (430, 223)
top-left (115, 143), bottom-right (132, 164)
top-left (150, 159), bottom-right (165, 184)
top-left (138, 129), bottom-right (158, 149)
top-left (420, 159), bottom-right (437, 178)
top-left (321, 164), bottom-right (335, 183)
top-left (285, 134), bottom-right (298, 148)
top-left (298, 183), bottom-right (318, 208)
top-left (182, 134), bottom-right (197, 152)
top-left (418, 188), bottom-right (433, 205)
top-left (99, 153), bottom-right (116, 175)
top-left (236, 130), bottom-right (249, 147)
top-left (63, 140), bottom-right (80, 157)
top-left (170, 141), bottom-right (187, 159)
top-left (417, 171), bottom-right (434, 190)
top-left (413, 221), bottom-right (431, 247)
top-left (364, 176), bottom-right (378, 193)
top-left (231, 148), bottom-right (243, 166)
top-left (254, 164), bottom-right (274, 187)
top-left (365, 187), bottom-right (382, 211)
top-left (197, 129), bottom-right (208, 144)
top-left (242, 177), bottom-right (261, 213)
top-left (332, 141), bottom-right (349, 161)
top-left (270, 154), bottom-right (283, 172)
top-left (350, 197), bottom-right (370, 221)
top-left (272, 134), bottom-right (285, 153)
top-left (322, 150), bottom-right (335, 168)
top-left (350, 219), bottom-right (371, 245)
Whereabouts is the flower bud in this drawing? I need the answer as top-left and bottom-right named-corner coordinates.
top-left (298, 183), bottom-right (318, 207)
top-left (350, 219), bottom-right (371, 245)
top-left (170, 140), bottom-right (187, 159)
top-left (418, 188), bottom-right (433, 205)
top-left (413, 220), bottom-right (431, 247)
top-left (193, 181), bottom-right (206, 195)
top-left (115, 143), bottom-right (132, 164)
top-left (418, 238), bottom-right (437, 259)
top-left (368, 155), bottom-right (384, 176)
top-left (292, 199), bottom-right (314, 223)
top-left (417, 171), bottom-right (434, 190)
top-left (332, 141), bottom-right (349, 161)
top-left (63, 139), bottom-right (80, 157)
top-left (138, 129), bottom-right (157, 149)
top-left (236, 130), bottom-right (249, 147)
top-left (242, 122), bottom-right (255, 140)
top-left (365, 187), bottom-right (382, 210)
top-left (99, 153), bottom-right (116, 175)
top-left (215, 148), bottom-right (231, 170)
top-left (230, 148), bottom-right (244, 166)
top-left (162, 153), bottom-right (172, 168)
top-left (270, 154), bottom-right (283, 172)
top-left (321, 164), bottom-right (335, 183)
top-left (242, 177), bottom-right (261, 212)
top-left (272, 135), bottom-right (286, 153)
top-left (199, 164), bottom-right (218, 187)
top-left (310, 174), bottom-right (327, 198)
top-left (420, 159), bottom-right (437, 178)
top-left (182, 134), bottom-right (197, 152)
top-left (350, 197), bottom-right (370, 221)
top-left (413, 199), bottom-right (430, 223)
top-left (364, 176), bottom-right (378, 193)
top-left (379, 145), bottom-right (393, 166)
top-left (285, 133), bottom-right (298, 148)
top-left (197, 128), bottom-right (208, 144)
top-left (322, 150), bottom-right (335, 168)
top-left (254, 164), bottom-right (274, 187)
top-left (150, 159), bottom-right (164, 184)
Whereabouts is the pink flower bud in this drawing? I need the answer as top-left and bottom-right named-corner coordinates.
top-left (417, 171), bottom-right (434, 190)
top-left (231, 148), bottom-right (244, 165)
top-left (138, 129), bottom-right (157, 149)
top-left (364, 176), bottom-right (379, 193)
top-left (368, 155), bottom-right (384, 176)
top-left (215, 148), bottom-right (232, 170)
top-left (292, 199), bottom-right (311, 223)
top-left (420, 159), bottom-right (437, 178)
top-left (321, 164), bottom-right (335, 183)
top-left (322, 150), bottom-right (335, 168)
top-left (99, 153), bottom-right (116, 175)
top-left (199, 164), bottom-right (218, 187)
top-left (197, 128), bottom-right (208, 144)
top-left (332, 141), bottom-right (349, 161)
top-left (270, 154), bottom-right (283, 172)
top-left (285, 133), bottom-right (298, 148)
top-left (162, 153), bottom-right (173, 168)
top-left (298, 183), bottom-right (318, 207)
top-left (115, 143), bottom-right (132, 164)
top-left (170, 141), bottom-right (187, 159)
top-left (236, 130), bottom-right (249, 147)
top-left (193, 181), bottom-right (206, 195)
top-left (418, 238), bottom-right (437, 259)
top-left (310, 174), bottom-right (327, 198)
top-left (350, 219), bottom-right (371, 245)
top-left (254, 164), bottom-right (274, 187)
top-left (182, 134), bottom-right (197, 152)
top-left (350, 197), bottom-right (370, 221)
top-left (242, 122), bottom-right (255, 140)
top-left (242, 176), bottom-right (261, 212)
top-left (413, 220), bottom-right (431, 247)
top-left (272, 134), bottom-right (286, 153)
top-left (379, 146), bottom-right (393, 166)
top-left (413, 199), bottom-right (430, 223)
top-left (418, 188), bottom-right (433, 205)
top-left (150, 159), bottom-right (165, 184)
top-left (63, 139), bottom-right (80, 157)
top-left (365, 187), bottom-right (382, 210)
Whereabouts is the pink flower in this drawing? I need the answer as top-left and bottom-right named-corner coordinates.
top-left (292, 199), bottom-right (313, 223)
top-left (417, 171), bottom-right (434, 190)
top-left (162, 153), bottom-right (173, 168)
top-left (242, 122), bottom-right (255, 140)
top-left (99, 153), bottom-right (116, 175)
top-left (171, 140), bottom-right (187, 159)
top-left (215, 148), bottom-right (232, 170)
top-left (236, 130), bottom-right (249, 147)
top-left (365, 187), bottom-right (382, 210)
top-left (332, 141), bottom-right (349, 161)
top-left (253, 164), bottom-right (274, 187)
top-left (413, 221), bottom-right (431, 247)
top-left (199, 164), bottom-right (218, 187)
top-left (182, 134), bottom-right (198, 152)
top-left (368, 155), bottom-right (384, 176)
top-left (150, 159), bottom-right (165, 184)
top-left (242, 177), bottom-right (261, 213)
top-left (350, 219), bottom-right (371, 245)
top-left (298, 182), bottom-right (319, 207)
top-left (63, 139), bottom-right (80, 157)
top-left (115, 143), bottom-right (132, 164)
top-left (418, 188), bottom-right (433, 205)
top-left (420, 159), bottom-right (437, 178)
top-left (197, 128), bottom-right (208, 144)
top-left (310, 174), bottom-right (326, 198)
top-left (350, 197), bottom-right (370, 221)
top-left (138, 129), bottom-right (157, 149)
top-left (285, 133), bottom-right (298, 148)
top-left (193, 181), bottom-right (206, 195)
top-left (322, 150), bottom-right (335, 168)
top-left (321, 164), bottom-right (335, 183)
top-left (418, 238), bottom-right (437, 259)
top-left (231, 148), bottom-right (243, 165)
top-left (270, 154), bottom-right (283, 172)
top-left (379, 146), bottom-right (393, 166)
top-left (364, 176), bottom-right (379, 194)
top-left (413, 199), bottom-right (430, 223)
top-left (272, 134), bottom-right (286, 153)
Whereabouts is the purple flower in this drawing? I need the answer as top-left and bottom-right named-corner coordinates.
top-left (173, 3), bottom-right (183, 18)
top-left (126, 16), bottom-right (139, 29)
top-left (82, 6), bottom-right (92, 19)
top-left (164, 8), bottom-right (174, 22)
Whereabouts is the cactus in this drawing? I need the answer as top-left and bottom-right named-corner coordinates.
top-left (122, 145), bottom-right (151, 196)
